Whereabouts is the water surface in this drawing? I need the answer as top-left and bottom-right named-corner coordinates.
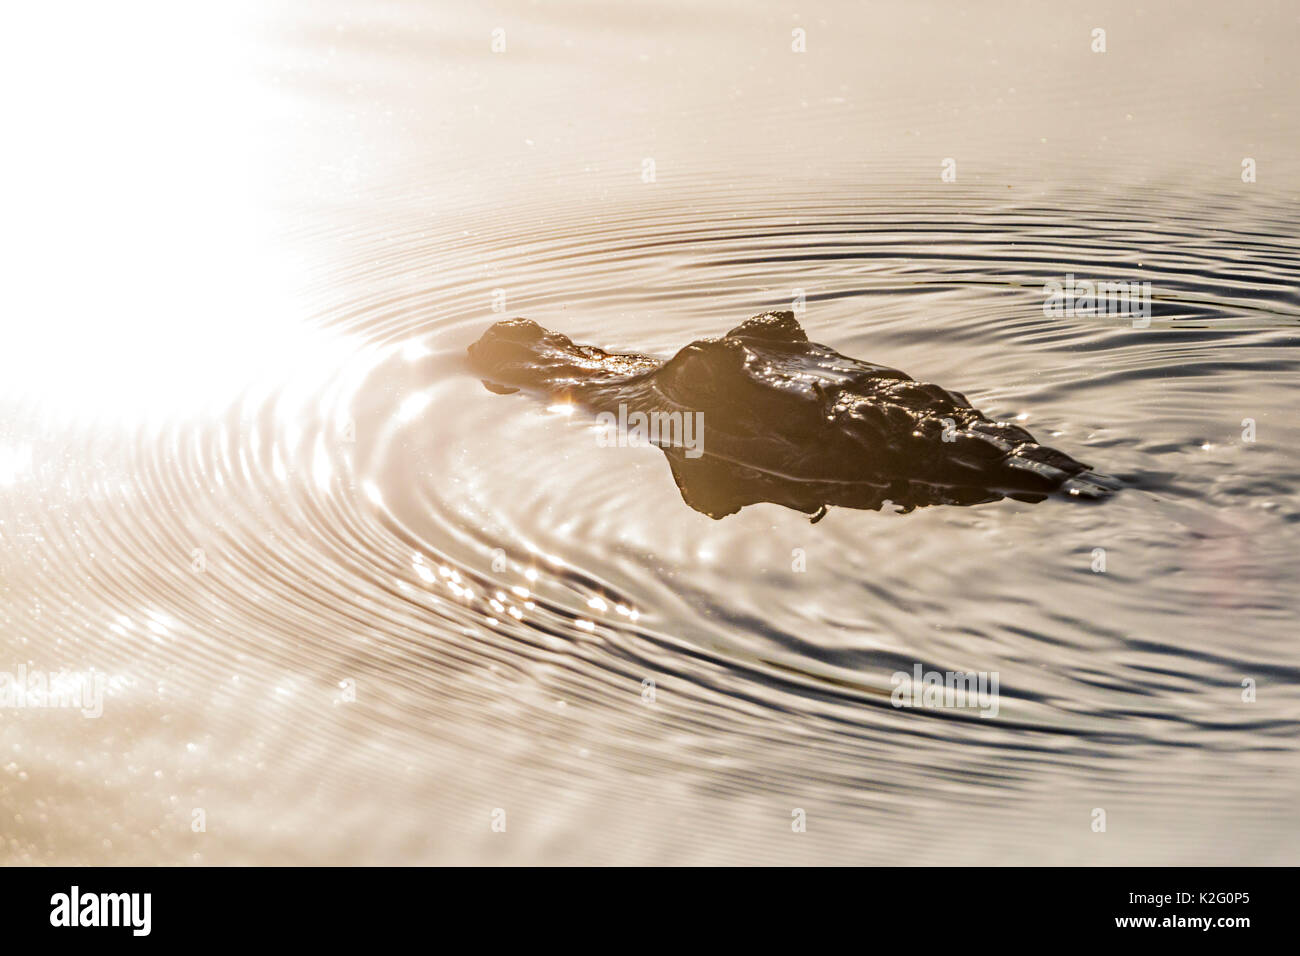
top-left (2, 0), bottom-right (1299, 864)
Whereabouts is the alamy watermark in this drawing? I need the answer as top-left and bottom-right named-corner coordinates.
top-left (50, 886), bottom-right (150, 935)
top-left (1044, 274), bottom-right (1152, 328)
top-left (891, 664), bottom-right (1000, 718)
top-left (595, 404), bottom-right (705, 458)
top-left (0, 665), bottom-right (106, 717)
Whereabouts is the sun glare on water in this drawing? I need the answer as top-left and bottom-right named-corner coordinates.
top-left (0, 2), bottom-right (345, 425)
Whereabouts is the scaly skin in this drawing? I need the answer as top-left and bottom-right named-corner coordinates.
top-left (468, 311), bottom-right (1113, 519)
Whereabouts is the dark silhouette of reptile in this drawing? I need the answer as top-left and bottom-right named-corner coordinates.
top-left (468, 311), bottom-right (1114, 520)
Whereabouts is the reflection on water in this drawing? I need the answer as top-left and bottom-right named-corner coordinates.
top-left (2, 1), bottom-right (1300, 864)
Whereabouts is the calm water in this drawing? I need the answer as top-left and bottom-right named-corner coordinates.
top-left (2, 1), bottom-right (1299, 864)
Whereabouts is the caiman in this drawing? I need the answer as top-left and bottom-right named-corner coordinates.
top-left (467, 311), bottom-right (1114, 519)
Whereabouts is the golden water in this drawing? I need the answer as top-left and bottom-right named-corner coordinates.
top-left (2, 1), bottom-right (1298, 864)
